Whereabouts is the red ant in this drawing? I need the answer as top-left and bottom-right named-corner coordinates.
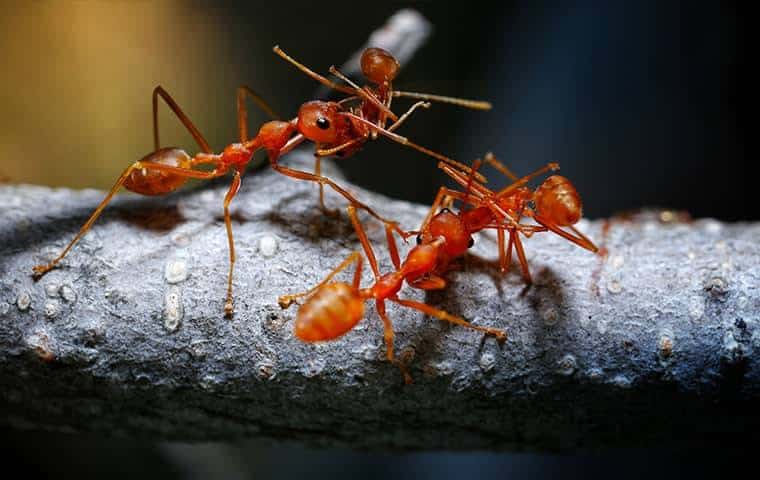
top-left (32, 47), bottom-right (490, 317)
top-left (278, 205), bottom-right (507, 383)
top-left (272, 45), bottom-right (490, 208)
top-left (277, 155), bottom-right (597, 382)
top-left (429, 154), bottom-right (599, 284)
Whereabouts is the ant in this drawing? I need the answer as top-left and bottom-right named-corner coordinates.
top-left (272, 45), bottom-right (491, 208)
top-left (429, 154), bottom-right (599, 285)
top-left (277, 155), bottom-right (597, 382)
top-left (32, 47), bottom-right (491, 317)
top-left (278, 205), bottom-right (507, 384)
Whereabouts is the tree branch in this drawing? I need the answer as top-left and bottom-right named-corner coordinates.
top-left (1, 152), bottom-right (758, 450)
top-left (1, 9), bottom-right (758, 452)
top-left (314, 8), bottom-right (432, 98)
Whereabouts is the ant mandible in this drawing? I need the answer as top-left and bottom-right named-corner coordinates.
top-left (32, 47), bottom-right (491, 317)
top-left (278, 205), bottom-right (506, 384)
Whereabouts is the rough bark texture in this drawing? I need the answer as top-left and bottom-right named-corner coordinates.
top-left (0, 9), bottom-right (758, 452)
top-left (1, 152), bottom-right (758, 451)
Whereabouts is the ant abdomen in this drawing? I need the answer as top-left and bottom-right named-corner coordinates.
top-left (534, 175), bottom-right (583, 226)
top-left (295, 282), bottom-right (365, 342)
top-left (360, 47), bottom-right (400, 85)
top-left (124, 148), bottom-right (192, 195)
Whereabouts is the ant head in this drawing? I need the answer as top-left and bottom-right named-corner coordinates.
top-left (420, 207), bottom-right (472, 258)
top-left (534, 175), bottom-right (583, 226)
top-left (297, 101), bottom-right (352, 144)
top-left (361, 47), bottom-right (400, 84)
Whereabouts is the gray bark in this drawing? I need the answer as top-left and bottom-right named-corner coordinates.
top-left (1, 9), bottom-right (758, 452)
top-left (1, 152), bottom-right (759, 451)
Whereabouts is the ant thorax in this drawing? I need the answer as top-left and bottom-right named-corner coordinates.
top-left (460, 207), bottom-right (493, 235)
top-left (495, 187), bottom-right (532, 215)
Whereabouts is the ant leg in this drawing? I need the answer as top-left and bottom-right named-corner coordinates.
top-left (438, 162), bottom-right (494, 200)
top-left (461, 158), bottom-right (484, 212)
top-left (33, 162), bottom-right (224, 278)
top-left (153, 86), bottom-right (212, 153)
top-left (269, 159), bottom-right (407, 238)
top-left (419, 188), bottom-right (448, 232)
top-left (408, 275), bottom-right (447, 290)
top-left (419, 187), bottom-right (479, 232)
top-left (313, 153), bottom-right (339, 217)
top-left (443, 160), bottom-right (557, 208)
top-left (223, 171), bottom-right (242, 317)
top-left (441, 195), bottom-right (457, 211)
top-left (378, 86), bottom-right (394, 138)
top-left (483, 152), bottom-right (519, 182)
top-left (390, 297), bottom-right (506, 343)
top-left (237, 85), bottom-right (280, 142)
top-left (276, 133), bottom-right (308, 158)
top-left (531, 216), bottom-right (599, 252)
top-left (497, 228), bottom-right (508, 272)
top-left (376, 300), bottom-right (412, 384)
top-left (278, 251), bottom-right (363, 309)
top-left (438, 162), bottom-right (525, 231)
top-left (569, 225), bottom-right (600, 253)
top-left (272, 46), bottom-right (355, 95)
top-left (512, 231), bottom-right (533, 284)
top-left (315, 155), bottom-right (325, 212)
top-left (386, 101), bottom-right (430, 133)
top-left (505, 229), bottom-right (515, 273)
top-left (336, 95), bottom-right (360, 106)
top-left (493, 163), bottom-right (560, 200)
top-left (385, 223), bottom-right (401, 270)
top-left (351, 251), bottom-right (364, 289)
top-left (392, 90), bottom-right (492, 111)
top-left (347, 205), bottom-right (381, 279)
top-left (343, 113), bottom-right (488, 184)
top-left (444, 162), bottom-right (563, 232)
top-left (315, 138), bottom-right (364, 157)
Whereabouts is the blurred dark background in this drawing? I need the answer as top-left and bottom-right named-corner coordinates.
top-left (0, 429), bottom-right (746, 480)
top-left (0, 1), bottom-right (743, 219)
top-left (0, 1), bottom-right (745, 479)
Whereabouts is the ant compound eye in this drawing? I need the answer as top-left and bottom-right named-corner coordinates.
top-left (416, 234), bottom-right (423, 245)
top-left (316, 117), bottom-right (330, 130)
top-left (467, 237), bottom-right (475, 248)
